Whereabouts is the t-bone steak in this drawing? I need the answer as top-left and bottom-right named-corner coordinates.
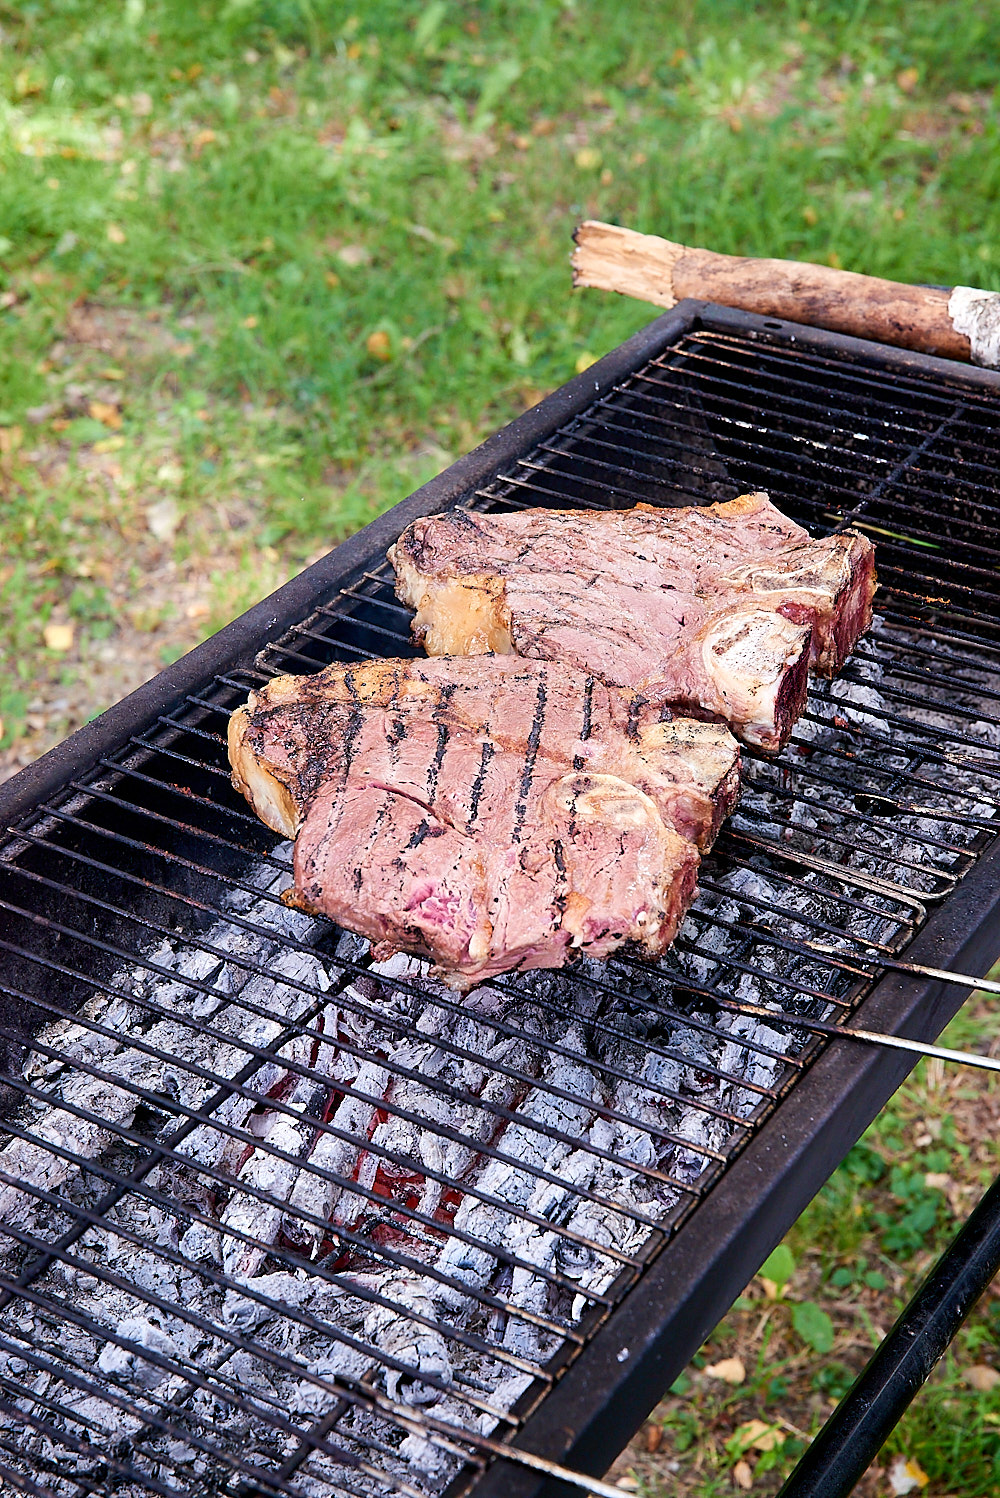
top-left (389, 491), bottom-right (876, 753)
top-left (228, 656), bottom-right (740, 986)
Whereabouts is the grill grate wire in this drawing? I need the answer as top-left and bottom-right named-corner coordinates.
top-left (0, 325), bottom-right (999, 1497)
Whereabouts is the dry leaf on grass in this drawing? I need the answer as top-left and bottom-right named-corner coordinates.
top-left (892, 1456), bottom-right (928, 1492)
top-left (106, 223), bottom-right (127, 244)
top-left (146, 498), bottom-right (180, 543)
top-left (705, 1356), bottom-right (746, 1385)
top-left (733, 1419), bottom-right (784, 1453)
top-left (964, 1363), bottom-right (1000, 1391)
top-left (338, 244), bottom-right (371, 266)
top-left (643, 1422), bottom-right (662, 1454)
top-left (733, 1459), bottom-right (753, 1491)
top-left (89, 400), bottom-right (122, 429)
top-left (366, 330), bottom-right (392, 361)
top-left (43, 623), bottom-right (74, 652)
top-left (888, 1454), bottom-right (929, 1494)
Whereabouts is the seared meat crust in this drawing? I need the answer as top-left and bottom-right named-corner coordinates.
top-left (228, 656), bottom-right (740, 987)
top-left (389, 492), bottom-right (876, 753)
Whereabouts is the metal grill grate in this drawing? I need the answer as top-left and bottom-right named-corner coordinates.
top-left (1, 313), bottom-right (999, 1498)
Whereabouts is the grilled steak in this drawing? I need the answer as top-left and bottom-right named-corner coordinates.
top-left (228, 656), bottom-right (740, 986)
top-left (389, 492), bottom-right (876, 753)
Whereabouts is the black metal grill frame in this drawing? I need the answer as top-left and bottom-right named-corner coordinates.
top-left (2, 302), bottom-right (1000, 1498)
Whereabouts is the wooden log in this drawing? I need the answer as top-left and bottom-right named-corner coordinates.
top-left (571, 220), bottom-right (1000, 369)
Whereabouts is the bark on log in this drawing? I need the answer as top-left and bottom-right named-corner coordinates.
top-left (571, 220), bottom-right (1000, 368)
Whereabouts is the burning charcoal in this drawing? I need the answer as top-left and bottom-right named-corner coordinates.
top-left (96, 1316), bottom-right (180, 1390)
top-left (362, 1277), bottom-right (452, 1405)
top-left (0, 1103), bottom-right (123, 1229)
top-left (429, 1048), bottom-right (598, 1322)
top-left (295, 1345), bottom-right (373, 1414)
top-left (501, 1226), bottom-right (557, 1359)
top-left (178, 1220), bottom-right (221, 1265)
top-left (221, 1076), bottom-right (320, 1280)
top-left (477, 1371), bottom-right (536, 1436)
top-left (191, 962), bottom-right (235, 1020)
top-left (717, 1018), bottom-right (786, 1115)
top-left (222, 1270), bottom-right (324, 1331)
top-left (284, 1059), bottom-right (388, 1251)
top-left (398, 1431), bottom-right (453, 1478)
top-left (181, 957), bottom-right (328, 1176)
top-left (166, 1439), bottom-right (199, 1465)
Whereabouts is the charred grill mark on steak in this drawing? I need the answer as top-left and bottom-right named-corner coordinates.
top-left (626, 693), bottom-right (649, 743)
top-left (511, 675), bottom-right (547, 846)
top-left (467, 739), bottom-right (496, 829)
top-left (569, 676), bottom-right (598, 834)
top-left (385, 714), bottom-right (408, 763)
top-left (340, 704), bottom-right (364, 781)
top-left (427, 714), bottom-right (451, 804)
top-left (449, 506), bottom-right (481, 535)
top-left (574, 676), bottom-right (594, 772)
top-left (552, 836), bottom-right (567, 912)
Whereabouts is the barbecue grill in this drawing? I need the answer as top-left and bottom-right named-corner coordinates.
top-left (2, 301), bottom-right (1000, 1498)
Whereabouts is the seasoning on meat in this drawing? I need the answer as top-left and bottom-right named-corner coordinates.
top-left (389, 492), bottom-right (876, 753)
top-left (228, 656), bottom-right (740, 987)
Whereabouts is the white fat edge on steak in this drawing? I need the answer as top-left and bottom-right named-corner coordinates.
top-left (700, 609), bottom-right (811, 751)
top-left (389, 548), bottom-right (512, 657)
top-left (228, 698), bottom-right (301, 840)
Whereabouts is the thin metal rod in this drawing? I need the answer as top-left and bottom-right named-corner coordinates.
top-left (406, 1432), bottom-right (625, 1498)
top-left (879, 958), bottom-right (1000, 994)
top-left (711, 996), bottom-right (1000, 1076)
top-left (802, 943), bottom-right (1000, 997)
top-left (777, 1171), bottom-right (1000, 1498)
top-left (344, 1390), bottom-right (632, 1498)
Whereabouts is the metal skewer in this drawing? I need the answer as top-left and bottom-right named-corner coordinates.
top-left (709, 995), bottom-right (1000, 1076)
top-left (801, 944), bottom-right (1000, 997)
top-left (304, 1377), bottom-right (638, 1498)
top-left (880, 958), bottom-right (999, 994)
top-left (381, 1404), bottom-right (631, 1498)
top-left (855, 957), bottom-right (1000, 996)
